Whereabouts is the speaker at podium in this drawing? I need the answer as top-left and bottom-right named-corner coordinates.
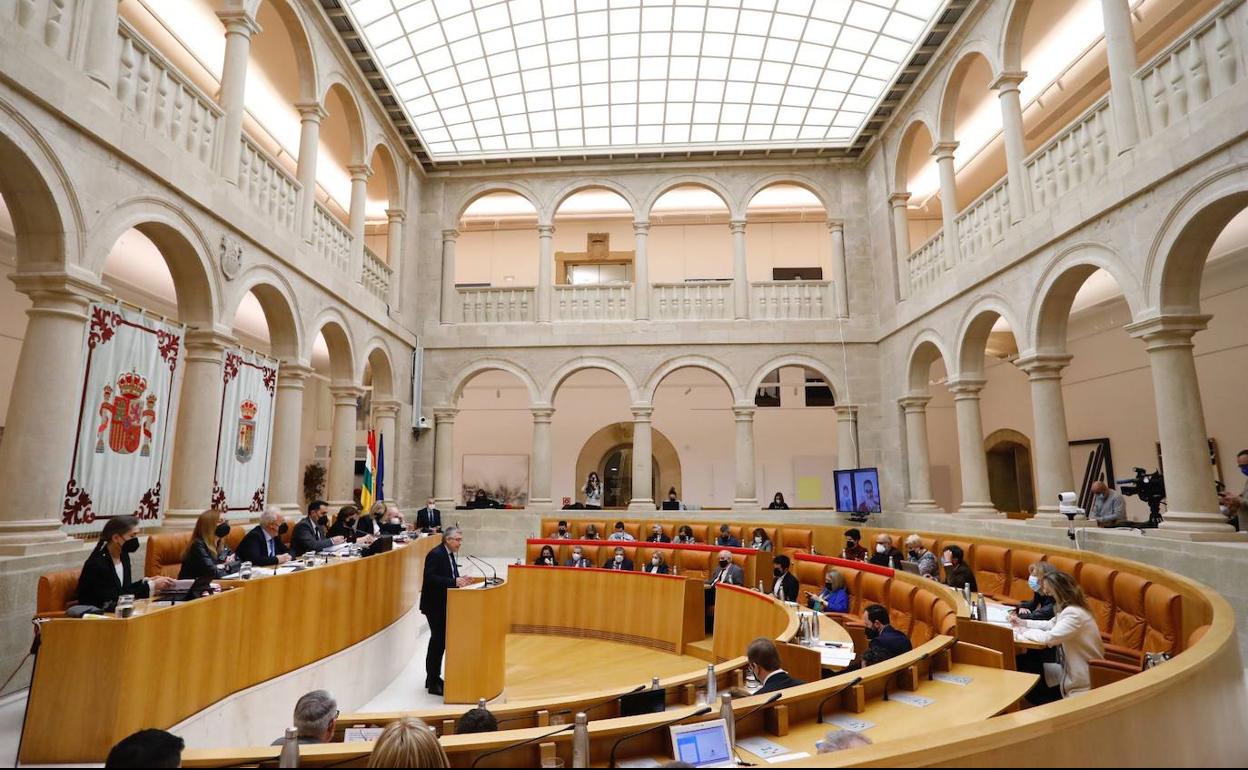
top-left (444, 577), bottom-right (510, 703)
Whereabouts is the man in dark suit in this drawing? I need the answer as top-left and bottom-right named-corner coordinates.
top-left (290, 500), bottom-right (343, 557)
top-left (645, 524), bottom-right (671, 543)
top-left (748, 638), bottom-right (805, 695)
top-left (605, 546), bottom-right (634, 571)
top-left (420, 526), bottom-right (471, 696)
top-left (862, 603), bottom-right (913, 661)
top-left (416, 498), bottom-right (442, 531)
top-left (705, 551), bottom-right (744, 587)
top-left (563, 545), bottom-right (593, 568)
top-left (770, 554), bottom-right (800, 602)
top-left (236, 507), bottom-right (292, 567)
top-left (714, 524), bottom-right (742, 548)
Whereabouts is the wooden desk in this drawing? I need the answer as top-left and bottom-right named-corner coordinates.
top-left (445, 579), bottom-right (510, 703)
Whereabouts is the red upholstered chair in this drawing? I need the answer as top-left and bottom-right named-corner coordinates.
top-left (1006, 549), bottom-right (1047, 603)
top-left (36, 569), bottom-right (81, 619)
top-left (1077, 563), bottom-right (1118, 635)
top-left (971, 545), bottom-right (1011, 602)
top-left (1103, 572), bottom-right (1150, 667)
top-left (886, 580), bottom-right (917, 636)
top-left (1142, 585), bottom-right (1183, 657)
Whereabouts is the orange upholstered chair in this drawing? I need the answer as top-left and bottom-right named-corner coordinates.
top-left (1089, 658), bottom-right (1138, 689)
top-left (224, 525), bottom-right (247, 552)
top-left (856, 571), bottom-right (891, 616)
top-left (1077, 563), bottom-right (1118, 634)
top-left (36, 569), bottom-right (82, 618)
top-left (778, 527), bottom-right (813, 555)
top-left (1142, 585), bottom-right (1183, 657)
top-left (145, 532), bottom-right (192, 578)
top-left (679, 523), bottom-right (710, 543)
top-left (971, 544), bottom-right (1011, 601)
top-left (934, 602), bottom-right (959, 636)
top-left (886, 580), bottom-right (917, 636)
top-left (1045, 554), bottom-right (1082, 582)
top-left (575, 521), bottom-right (608, 540)
top-left (1103, 572), bottom-right (1150, 666)
top-left (715, 524), bottom-right (745, 544)
top-left (1006, 548), bottom-right (1047, 603)
top-left (640, 547), bottom-right (676, 571)
top-left (909, 590), bottom-right (939, 646)
top-left (794, 561), bottom-right (826, 602)
top-left (746, 525), bottom-right (778, 549)
top-left (539, 520), bottom-right (562, 538)
top-left (641, 522), bottom-right (674, 542)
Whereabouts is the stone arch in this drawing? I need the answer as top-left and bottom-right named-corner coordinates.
top-left (226, 265), bottom-right (303, 360)
top-left (999, 0), bottom-right (1037, 73)
top-left (544, 178), bottom-right (640, 224)
top-left (450, 181), bottom-right (542, 227)
top-left (955, 296), bottom-right (1025, 379)
top-left (542, 357), bottom-right (641, 404)
top-left (985, 427), bottom-right (1032, 452)
top-left (936, 48), bottom-right (999, 144)
top-left (641, 176), bottom-right (737, 220)
top-left (307, 307), bottom-right (356, 384)
top-left (575, 422), bottom-right (682, 508)
top-left (905, 331), bottom-right (952, 395)
top-left (366, 140), bottom-right (403, 210)
top-left (446, 358), bottom-right (540, 404)
top-left (893, 113), bottom-right (937, 192)
top-left (1144, 163), bottom-right (1248, 315)
top-left (745, 354), bottom-right (843, 403)
top-left (643, 355), bottom-right (743, 403)
top-left (88, 197), bottom-right (220, 328)
top-left (1027, 242), bottom-right (1143, 354)
top-left (320, 77), bottom-right (367, 166)
top-left (360, 338), bottom-right (397, 401)
top-left (740, 174), bottom-right (833, 219)
top-left (257, 0), bottom-right (320, 103)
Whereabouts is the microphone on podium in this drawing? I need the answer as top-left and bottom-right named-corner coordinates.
top-left (465, 553), bottom-right (501, 586)
top-left (467, 723), bottom-right (574, 767)
top-left (817, 676), bottom-right (863, 723)
top-left (608, 705), bottom-right (712, 768)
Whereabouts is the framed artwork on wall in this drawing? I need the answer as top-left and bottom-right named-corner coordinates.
top-left (462, 453), bottom-right (529, 507)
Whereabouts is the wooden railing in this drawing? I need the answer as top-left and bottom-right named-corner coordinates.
top-left (237, 137), bottom-right (299, 231)
top-left (1024, 95), bottom-right (1114, 211)
top-left (907, 231), bottom-right (945, 294)
top-left (954, 176), bottom-right (1010, 260)
top-left (652, 281), bottom-right (733, 320)
top-left (361, 247), bottom-right (392, 303)
top-left (459, 286), bottom-right (535, 323)
top-left (750, 280), bottom-right (834, 319)
top-left (310, 203), bottom-right (351, 273)
top-left (553, 284), bottom-right (631, 321)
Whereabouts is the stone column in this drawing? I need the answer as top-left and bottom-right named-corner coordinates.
top-left (1101, 0), bottom-right (1141, 151)
top-left (530, 406), bottom-right (554, 506)
top-left (165, 329), bottom-right (235, 528)
top-left (537, 224), bottom-right (554, 323)
top-left (0, 273), bottom-right (105, 555)
top-left (730, 219), bottom-right (750, 319)
top-left (385, 208), bottom-right (405, 311)
top-left (1126, 315), bottom-right (1237, 537)
top-left (215, 9), bottom-right (261, 183)
top-left (295, 102), bottom-right (327, 241)
top-left (326, 385), bottom-right (363, 506)
top-left (633, 220), bottom-right (650, 320)
top-left (1017, 355), bottom-right (1076, 523)
top-left (440, 229), bottom-right (459, 324)
top-left (347, 164), bottom-right (373, 283)
top-left (268, 362), bottom-right (313, 516)
top-left (84, 1), bottom-right (123, 90)
top-left (947, 378), bottom-right (1001, 518)
top-left (888, 193), bottom-right (912, 300)
top-left (732, 405), bottom-right (759, 510)
top-left (629, 405), bottom-right (655, 510)
top-left (992, 70), bottom-right (1031, 222)
top-left (834, 405), bottom-right (860, 469)
top-left (931, 141), bottom-right (962, 269)
top-left (828, 219), bottom-right (849, 318)
top-left (432, 407), bottom-right (458, 507)
top-left (372, 399), bottom-right (401, 504)
top-left (899, 395), bottom-right (942, 512)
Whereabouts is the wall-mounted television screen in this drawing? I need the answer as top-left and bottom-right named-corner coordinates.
top-left (834, 468), bottom-right (881, 514)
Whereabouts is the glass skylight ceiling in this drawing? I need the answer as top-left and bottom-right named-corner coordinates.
top-left (345, 0), bottom-right (947, 161)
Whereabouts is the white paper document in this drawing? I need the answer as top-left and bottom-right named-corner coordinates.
top-left (343, 727), bottom-right (384, 742)
top-left (616, 758), bottom-right (662, 768)
top-left (826, 715), bottom-right (875, 732)
top-left (889, 692), bottom-right (934, 707)
top-left (737, 736), bottom-right (794, 759)
top-left (932, 672), bottom-right (973, 686)
top-left (985, 604), bottom-right (1013, 623)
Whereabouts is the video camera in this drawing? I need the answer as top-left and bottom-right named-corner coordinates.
top-left (1117, 467), bottom-right (1166, 527)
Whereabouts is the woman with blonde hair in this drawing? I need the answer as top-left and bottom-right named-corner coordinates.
top-left (368, 717), bottom-right (449, 768)
top-left (806, 568), bottom-right (850, 613)
top-left (1009, 570), bottom-right (1103, 703)
top-left (179, 509), bottom-right (236, 579)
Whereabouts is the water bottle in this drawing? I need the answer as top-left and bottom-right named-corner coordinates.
top-left (477, 698), bottom-right (487, 709)
top-left (572, 712), bottom-right (589, 768)
top-left (963, 582), bottom-right (973, 605)
top-left (705, 664), bottom-right (717, 704)
top-left (810, 611), bottom-right (821, 644)
top-left (651, 676), bottom-right (661, 690)
top-left (278, 727), bottom-right (299, 768)
top-left (810, 545), bottom-right (816, 555)
top-left (757, 579), bottom-right (765, 594)
top-left (977, 593), bottom-right (988, 624)
top-left (889, 555), bottom-right (896, 570)
top-left (720, 692), bottom-right (736, 747)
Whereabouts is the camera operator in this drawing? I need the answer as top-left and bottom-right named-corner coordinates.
top-left (1089, 481), bottom-right (1126, 527)
top-left (1217, 449), bottom-right (1248, 531)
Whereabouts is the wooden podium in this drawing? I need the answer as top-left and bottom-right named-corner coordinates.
top-left (444, 578), bottom-right (510, 703)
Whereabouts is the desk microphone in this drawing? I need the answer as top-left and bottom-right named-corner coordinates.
top-left (734, 691), bottom-right (782, 723)
top-left (608, 705), bottom-right (712, 768)
top-left (816, 676), bottom-right (863, 723)
top-left (550, 683), bottom-right (647, 719)
top-left (468, 723), bottom-right (574, 767)
top-left (465, 553), bottom-right (501, 586)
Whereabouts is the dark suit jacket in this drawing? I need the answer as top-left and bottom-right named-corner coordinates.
top-left (868, 547), bottom-right (906, 568)
top-left (77, 546), bottom-right (150, 610)
top-left (643, 563), bottom-right (670, 574)
top-left (356, 516), bottom-right (382, 537)
top-left (564, 556), bottom-right (593, 568)
top-left (867, 625), bottom-right (913, 660)
top-left (416, 507), bottom-right (442, 530)
top-left (706, 563), bottom-right (744, 586)
top-left (178, 538), bottom-right (229, 580)
top-left (772, 571), bottom-right (800, 602)
top-left (1020, 591), bottom-right (1056, 620)
top-left (606, 557), bottom-right (634, 571)
top-left (646, 534), bottom-right (672, 543)
top-left (943, 562), bottom-right (978, 593)
top-left (715, 536), bottom-right (743, 548)
top-left (533, 556), bottom-right (558, 566)
top-left (420, 543), bottom-right (459, 619)
top-left (756, 670), bottom-right (805, 695)
top-left (236, 525), bottom-right (288, 567)
top-left (291, 517), bottom-right (333, 557)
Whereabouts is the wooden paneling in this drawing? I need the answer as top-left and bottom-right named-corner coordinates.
top-left (445, 580), bottom-right (510, 703)
top-left (712, 584), bottom-right (796, 663)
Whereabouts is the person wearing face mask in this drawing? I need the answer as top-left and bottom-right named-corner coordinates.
top-left (608, 521), bottom-right (636, 541)
top-left (903, 534), bottom-right (939, 579)
top-left (768, 492), bottom-right (789, 510)
top-left (840, 528), bottom-right (868, 561)
top-left (76, 515), bottom-right (176, 610)
top-left (237, 506), bottom-right (293, 567)
top-left (705, 551), bottom-right (744, 631)
top-left (747, 637), bottom-right (805, 695)
top-left (1217, 449), bottom-right (1248, 531)
top-left (416, 498), bottom-right (442, 532)
top-left (553, 520), bottom-right (574, 539)
top-left (714, 524), bottom-right (742, 548)
top-left (806, 568), bottom-right (850, 613)
top-left (861, 603), bottom-right (912, 661)
top-left (674, 525), bottom-right (698, 544)
top-left (291, 500), bottom-right (345, 557)
top-left (1088, 480), bottom-right (1127, 527)
top-left (1009, 571), bottom-right (1103, 703)
top-left (583, 523), bottom-right (602, 540)
top-left (867, 533), bottom-right (904, 567)
top-left (941, 545), bottom-right (977, 592)
top-left (770, 554), bottom-right (799, 602)
top-left (179, 509), bottom-right (238, 579)
top-left (1017, 562), bottom-right (1058, 620)
top-left (607, 546), bottom-right (634, 571)
top-left (646, 524), bottom-right (671, 543)
top-left (355, 502), bottom-right (385, 537)
top-left (533, 544), bottom-right (557, 566)
top-left (583, 472), bottom-right (603, 509)
top-left (645, 551), bottom-right (670, 574)
top-left (328, 505), bottom-right (362, 540)
top-left (751, 528), bottom-right (774, 552)
top-left (661, 487), bottom-right (683, 511)
top-left (564, 546), bottom-right (593, 568)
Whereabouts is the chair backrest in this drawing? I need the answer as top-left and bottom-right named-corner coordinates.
top-left (746, 525), bottom-right (777, 548)
top-left (224, 525), bottom-right (248, 552)
top-left (1143, 584), bottom-right (1183, 656)
top-left (886, 580), bottom-right (917, 636)
top-left (1006, 548), bottom-right (1047, 603)
top-left (1045, 554), bottom-right (1082, 582)
top-left (715, 524), bottom-right (744, 542)
top-left (642, 522), bottom-right (674, 541)
top-left (37, 568), bottom-right (82, 616)
top-left (856, 572), bottom-right (891, 617)
top-left (971, 544), bottom-right (1010, 599)
top-left (638, 547), bottom-right (676, 569)
top-left (955, 619), bottom-right (1017, 671)
top-left (675, 523), bottom-right (708, 543)
top-left (1089, 658), bottom-right (1137, 689)
top-left (1078, 562), bottom-right (1118, 634)
top-left (793, 561), bottom-right (826, 600)
top-left (909, 590), bottom-right (939, 646)
top-left (1109, 572), bottom-right (1150, 650)
top-left (778, 527), bottom-right (812, 553)
top-left (575, 521), bottom-right (608, 539)
top-left (145, 532), bottom-right (193, 578)
top-left (540, 520), bottom-right (562, 538)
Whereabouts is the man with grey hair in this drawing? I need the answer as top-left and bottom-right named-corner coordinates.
top-left (271, 689), bottom-right (338, 745)
top-left (1089, 480), bottom-right (1126, 527)
top-left (420, 525), bottom-right (471, 696)
top-left (815, 729), bottom-right (872, 754)
top-left (236, 505), bottom-right (291, 567)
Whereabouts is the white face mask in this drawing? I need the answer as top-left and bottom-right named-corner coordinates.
top-left (754, 536), bottom-right (762, 544)
top-left (652, 557), bottom-right (660, 565)
top-left (876, 544), bottom-right (887, 554)
top-left (573, 552), bottom-right (583, 561)
top-left (614, 554), bottom-right (623, 564)
top-left (942, 561), bottom-right (953, 568)
top-left (391, 517), bottom-right (401, 525)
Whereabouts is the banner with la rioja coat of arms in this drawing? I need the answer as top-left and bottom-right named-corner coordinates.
top-left (211, 348), bottom-right (278, 518)
top-left (62, 303), bottom-right (184, 533)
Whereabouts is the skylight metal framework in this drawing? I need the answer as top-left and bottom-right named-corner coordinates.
top-left (342, 0), bottom-right (948, 163)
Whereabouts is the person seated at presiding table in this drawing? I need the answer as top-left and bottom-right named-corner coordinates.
top-left (840, 528), bottom-right (868, 561)
top-left (457, 707), bottom-right (498, 734)
top-left (179, 509), bottom-right (237, 580)
top-left (368, 716), bottom-right (450, 769)
top-left (609, 521), bottom-right (636, 541)
top-left (469, 489), bottom-right (499, 509)
top-left (582, 523), bottom-right (602, 540)
top-left (661, 487), bottom-right (684, 510)
top-left (714, 524), bottom-right (742, 548)
top-left (77, 515), bottom-right (176, 611)
top-left (770, 554), bottom-right (799, 602)
top-left (1018, 562), bottom-right (1058, 620)
top-left (533, 544), bottom-right (557, 566)
top-left (644, 551), bottom-right (670, 574)
top-left (941, 545), bottom-right (977, 593)
top-left (816, 729), bottom-right (873, 754)
top-left (904, 534), bottom-right (939, 579)
top-left (863, 603), bottom-right (912, 661)
top-left (706, 550), bottom-right (744, 586)
top-left (564, 545), bottom-right (593, 568)
top-left (291, 500), bottom-right (344, 557)
top-left (646, 523), bottom-right (671, 543)
top-left (674, 525), bottom-right (698, 544)
top-left (415, 498), bottom-right (442, 532)
top-left (768, 492), bottom-right (790, 510)
top-left (747, 637), bottom-right (806, 694)
top-left (272, 690), bottom-right (338, 746)
top-left (237, 506), bottom-right (292, 567)
top-left (1009, 571), bottom-right (1104, 704)
top-left (750, 527), bottom-right (774, 552)
top-left (105, 728), bottom-right (184, 768)
top-left (607, 546), bottom-right (634, 571)
top-left (1089, 480), bottom-right (1127, 527)
top-left (328, 505), bottom-right (364, 541)
top-left (868, 533), bottom-right (904, 568)
top-left (355, 502), bottom-right (385, 537)
top-left (552, 519), bottom-right (574, 539)
top-left (806, 568), bottom-right (850, 613)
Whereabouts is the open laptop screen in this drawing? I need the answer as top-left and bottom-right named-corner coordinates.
top-left (670, 719), bottom-right (733, 768)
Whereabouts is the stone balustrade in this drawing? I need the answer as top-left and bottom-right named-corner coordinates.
top-left (8, 0), bottom-right (81, 60)
top-left (311, 203), bottom-right (352, 273)
top-left (238, 137), bottom-right (300, 232)
top-left (652, 281), bottom-right (734, 320)
top-left (907, 231), bottom-right (945, 294)
top-left (553, 284), bottom-right (631, 321)
top-left (459, 286), bottom-right (536, 324)
top-left (955, 177), bottom-right (1010, 261)
top-left (362, 246), bottom-right (392, 303)
top-left (750, 280), bottom-right (834, 320)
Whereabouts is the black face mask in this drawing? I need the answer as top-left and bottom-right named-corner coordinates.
top-left (774, 567), bottom-right (784, 577)
top-left (719, 558), bottom-right (730, 568)
top-left (865, 626), bottom-right (880, 640)
top-left (122, 537), bottom-right (140, 555)
top-left (558, 527), bottom-right (567, 534)
top-left (215, 522), bottom-right (231, 538)
top-left (846, 541), bottom-right (857, 550)
top-left (318, 515), bottom-right (329, 527)
top-left (278, 522), bottom-right (289, 535)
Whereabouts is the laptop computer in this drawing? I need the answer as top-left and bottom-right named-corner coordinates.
top-left (670, 719), bottom-right (735, 768)
top-left (896, 560), bottom-right (921, 575)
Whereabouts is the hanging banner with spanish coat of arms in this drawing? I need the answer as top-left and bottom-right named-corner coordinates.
top-left (211, 348), bottom-right (278, 519)
top-left (62, 303), bottom-right (184, 533)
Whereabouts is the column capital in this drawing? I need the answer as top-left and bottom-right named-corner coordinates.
top-left (731, 403), bottom-right (756, 421)
top-left (10, 269), bottom-right (108, 302)
top-left (833, 404), bottom-right (859, 420)
top-left (633, 220), bottom-right (651, 235)
top-left (347, 164), bottom-right (374, 183)
top-left (277, 361), bottom-right (315, 386)
top-left (329, 384), bottom-right (366, 405)
top-left (372, 398), bottom-right (402, 419)
top-left (1124, 314), bottom-right (1212, 350)
top-left (183, 327), bottom-right (237, 356)
top-left (728, 219), bottom-right (748, 234)
top-left (216, 9), bottom-right (261, 37)
top-left (826, 219), bottom-right (845, 233)
top-left (897, 394), bottom-right (931, 412)
top-left (530, 404), bottom-right (555, 422)
top-left (1015, 353), bottom-right (1073, 380)
top-left (630, 404), bottom-right (654, 421)
top-left (887, 192), bottom-right (911, 207)
top-left (931, 141), bottom-right (959, 161)
top-left (385, 207), bottom-right (406, 223)
top-left (442, 228), bottom-right (461, 242)
top-left (945, 377), bottom-right (987, 397)
top-left (432, 406), bottom-right (459, 422)
top-left (537, 223), bottom-right (555, 237)
top-left (990, 70), bottom-right (1028, 94)
top-left (294, 101), bottom-right (328, 123)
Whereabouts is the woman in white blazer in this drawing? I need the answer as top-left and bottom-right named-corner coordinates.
top-left (1010, 570), bottom-right (1104, 703)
